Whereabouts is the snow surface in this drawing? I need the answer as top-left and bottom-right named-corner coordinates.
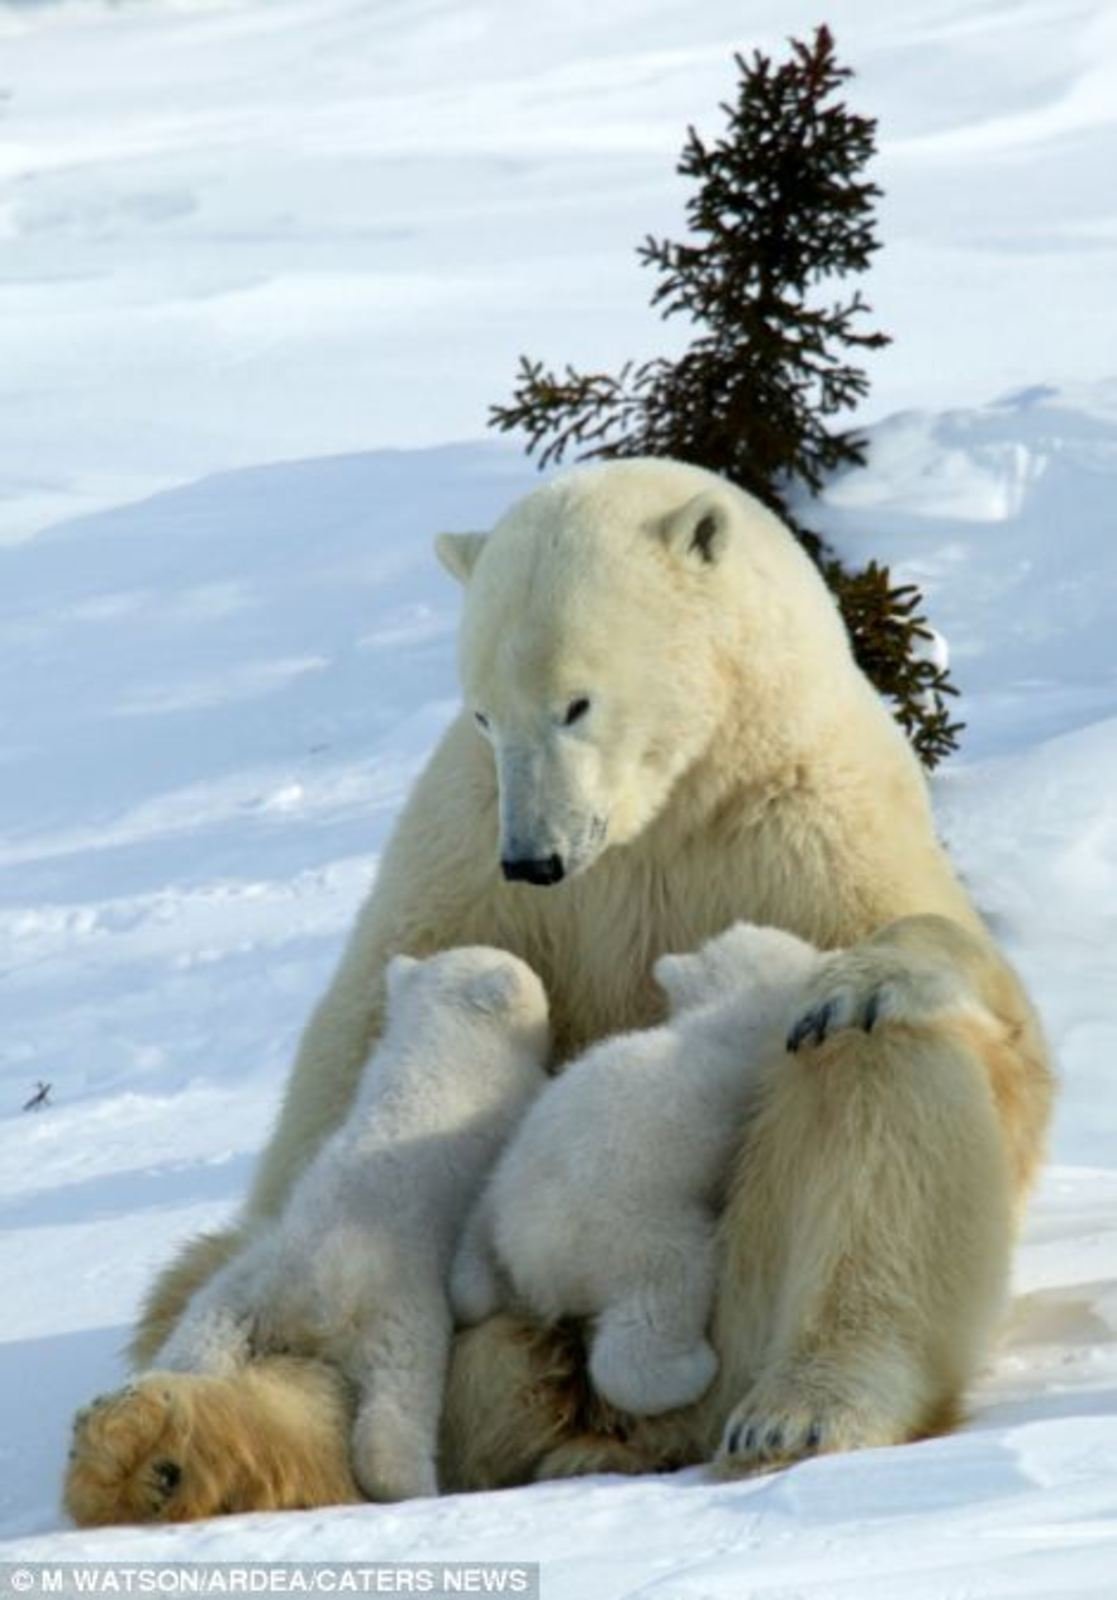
top-left (2, 0), bottom-right (1117, 539)
top-left (2, 2), bottom-right (1117, 1595)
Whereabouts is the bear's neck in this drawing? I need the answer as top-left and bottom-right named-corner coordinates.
top-left (631, 632), bottom-right (936, 936)
top-left (680, 623), bottom-right (896, 822)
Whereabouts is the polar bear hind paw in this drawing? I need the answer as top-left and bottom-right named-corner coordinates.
top-left (590, 1333), bottom-right (718, 1417)
top-left (65, 1378), bottom-right (195, 1525)
top-left (65, 1363), bottom-right (360, 1524)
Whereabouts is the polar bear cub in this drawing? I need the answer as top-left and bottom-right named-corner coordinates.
top-left (156, 946), bottom-right (549, 1501)
top-left (450, 921), bottom-right (821, 1417)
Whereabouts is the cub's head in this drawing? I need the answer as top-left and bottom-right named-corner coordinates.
top-left (385, 947), bottom-right (550, 1043)
top-left (654, 921), bottom-right (821, 1015)
top-left (437, 458), bottom-right (838, 886)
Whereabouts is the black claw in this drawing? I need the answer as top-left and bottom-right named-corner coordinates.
top-left (812, 1001), bottom-right (834, 1045)
top-left (788, 1004), bottom-right (830, 1054)
top-left (864, 991), bottom-right (880, 1033)
top-left (153, 1459), bottom-right (182, 1498)
top-left (765, 1427), bottom-right (783, 1452)
top-left (726, 1422), bottom-right (743, 1455)
top-left (743, 1425), bottom-right (757, 1453)
top-left (806, 1421), bottom-right (822, 1450)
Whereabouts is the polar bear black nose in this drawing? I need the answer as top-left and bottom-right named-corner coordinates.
top-left (501, 854), bottom-right (566, 887)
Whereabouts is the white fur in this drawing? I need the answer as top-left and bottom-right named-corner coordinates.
top-left (451, 922), bottom-right (821, 1417)
top-left (157, 946), bottom-right (549, 1501)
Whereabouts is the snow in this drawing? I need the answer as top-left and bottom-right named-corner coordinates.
top-left (3, 0), bottom-right (1117, 540)
top-left (2, 1), bottom-right (1117, 1595)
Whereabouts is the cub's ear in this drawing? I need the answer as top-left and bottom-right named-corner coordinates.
top-left (435, 531), bottom-right (488, 584)
top-left (385, 952), bottom-right (421, 1003)
top-left (465, 965), bottom-right (521, 1015)
top-left (658, 491), bottom-right (732, 568)
top-left (653, 950), bottom-right (705, 1013)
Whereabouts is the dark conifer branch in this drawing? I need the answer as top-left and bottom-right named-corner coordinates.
top-left (488, 26), bottom-right (963, 767)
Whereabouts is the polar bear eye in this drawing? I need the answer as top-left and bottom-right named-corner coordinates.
top-left (473, 711), bottom-right (490, 732)
top-left (562, 697), bottom-right (591, 728)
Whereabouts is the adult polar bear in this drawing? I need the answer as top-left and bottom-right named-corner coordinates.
top-left (67, 457), bottom-right (1052, 1521)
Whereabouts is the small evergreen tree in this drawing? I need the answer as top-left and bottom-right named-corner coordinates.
top-left (490, 26), bottom-right (962, 768)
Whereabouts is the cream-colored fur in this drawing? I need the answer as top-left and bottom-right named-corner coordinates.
top-left (65, 1359), bottom-right (359, 1526)
top-left (66, 458), bottom-right (1054, 1523)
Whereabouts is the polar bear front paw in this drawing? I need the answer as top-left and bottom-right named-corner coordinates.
top-left (786, 949), bottom-right (974, 1054)
top-left (716, 1391), bottom-right (824, 1473)
top-left (715, 1371), bottom-right (902, 1476)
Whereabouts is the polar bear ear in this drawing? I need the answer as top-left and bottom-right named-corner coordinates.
top-left (385, 952), bottom-right (421, 1004)
top-left (464, 965), bottom-right (523, 1015)
top-left (658, 491), bottom-right (732, 568)
top-left (653, 950), bottom-right (707, 1013)
top-left (435, 531), bottom-right (488, 584)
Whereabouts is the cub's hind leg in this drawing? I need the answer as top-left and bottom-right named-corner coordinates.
top-left (588, 1218), bottom-right (719, 1417)
top-left (348, 1288), bottom-right (452, 1502)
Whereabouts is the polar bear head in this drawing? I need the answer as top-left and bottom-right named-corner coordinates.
top-left (382, 940), bottom-right (553, 1068)
top-left (437, 458), bottom-right (851, 886)
top-left (654, 920), bottom-right (821, 1016)
top-left (386, 946), bottom-right (548, 1021)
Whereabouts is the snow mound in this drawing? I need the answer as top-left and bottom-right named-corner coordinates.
top-left (813, 383), bottom-right (1117, 756)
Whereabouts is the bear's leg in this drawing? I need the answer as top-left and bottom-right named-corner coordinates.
top-left (714, 992), bottom-right (1015, 1476)
top-left (440, 1312), bottom-right (706, 1488)
top-left (153, 1244), bottom-right (270, 1378)
top-left (534, 1435), bottom-right (666, 1481)
top-left (440, 1313), bottom-right (592, 1490)
top-left (64, 1359), bottom-right (360, 1526)
top-left (785, 913), bottom-right (1053, 1196)
top-left (155, 1301), bottom-right (254, 1380)
top-left (129, 1227), bottom-right (245, 1368)
top-left (348, 1295), bottom-right (451, 1502)
top-left (588, 1227), bottom-right (719, 1416)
